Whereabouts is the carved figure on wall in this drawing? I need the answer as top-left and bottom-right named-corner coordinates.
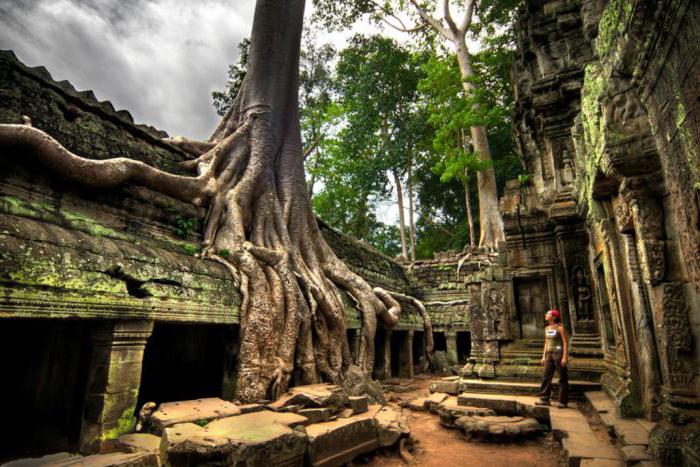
top-left (572, 267), bottom-right (593, 320)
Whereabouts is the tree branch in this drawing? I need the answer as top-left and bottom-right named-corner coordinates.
top-left (458, 0), bottom-right (476, 36)
top-left (443, 0), bottom-right (458, 33)
top-left (371, 1), bottom-right (428, 33)
top-left (302, 136), bottom-right (321, 161)
top-left (408, 0), bottom-right (452, 39)
top-left (0, 124), bottom-right (212, 205)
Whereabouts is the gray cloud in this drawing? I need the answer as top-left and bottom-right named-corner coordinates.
top-left (0, 0), bottom-right (257, 139)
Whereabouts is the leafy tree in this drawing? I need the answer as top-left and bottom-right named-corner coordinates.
top-left (315, 0), bottom-right (522, 249)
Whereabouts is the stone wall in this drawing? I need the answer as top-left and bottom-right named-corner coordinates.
top-left (512, 1), bottom-right (700, 464)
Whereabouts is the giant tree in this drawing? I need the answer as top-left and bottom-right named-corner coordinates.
top-left (0, 0), bottom-right (433, 402)
top-left (316, 0), bottom-right (520, 248)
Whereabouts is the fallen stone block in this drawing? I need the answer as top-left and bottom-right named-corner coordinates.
top-left (160, 412), bottom-right (309, 467)
top-left (117, 433), bottom-right (161, 454)
top-left (305, 412), bottom-right (379, 467)
top-left (337, 408), bottom-right (354, 418)
top-left (457, 393), bottom-right (518, 415)
top-left (426, 392), bottom-right (449, 413)
top-left (580, 460), bottom-right (625, 467)
top-left (160, 423), bottom-right (230, 466)
top-left (267, 384), bottom-right (348, 412)
top-left (238, 403), bottom-right (264, 414)
top-left (455, 415), bottom-right (542, 440)
top-left (150, 398), bottom-right (241, 434)
top-left (299, 407), bottom-right (332, 424)
top-left (621, 445), bottom-right (654, 463)
top-left (429, 380), bottom-right (460, 395)
top-left (374, 406), bottom-right (410, 447)
top-left (436, 398), bottom-right (496, 429)
top-left (349, 395), bottom-right (369, 414)
top-left (407, 398), bottom-right (428, 412)
top-left (5, 452), bottom-right (159, 467)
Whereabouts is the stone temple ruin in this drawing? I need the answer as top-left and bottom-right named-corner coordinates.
top-left (1, 0), bottom-right (699, 466)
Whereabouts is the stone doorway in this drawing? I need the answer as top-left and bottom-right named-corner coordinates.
top-left (457, 331), bottom-right (471, 364)
top-left (137, 323), bottom-right (230, 409)
top-left (514, 277), bottom-right (549, 338)
top-left (0, 319), bottom-right (91, 461)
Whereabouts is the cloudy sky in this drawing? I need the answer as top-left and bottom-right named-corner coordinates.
top-left (0, 0), bottom-right (271, 139)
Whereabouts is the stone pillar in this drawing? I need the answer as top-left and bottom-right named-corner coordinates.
top-left (382, 330), bottom-right (392, 379)
top-left (80, 320), bottom-right (153, 453)
top-left (398, 330), bottom-right (414, 379)
top-left (445, 331), bottom-right (458, 366)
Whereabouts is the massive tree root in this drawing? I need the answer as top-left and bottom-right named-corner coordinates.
top-left (0, 0), bottom-right (434, 404)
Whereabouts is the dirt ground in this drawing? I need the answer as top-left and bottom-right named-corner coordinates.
top-left (359, 376), bottom-right (563, 467)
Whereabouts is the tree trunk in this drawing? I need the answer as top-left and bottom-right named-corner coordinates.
top-left (454, 39), bottom-right (505, 249)
top-left (407, 161), bottom-right (416, 262)
top-left (393, 169), bottom-right (408, 260)
top-left (463, 170), bottom-right (475, 250)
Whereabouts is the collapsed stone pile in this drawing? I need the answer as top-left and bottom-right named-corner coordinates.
top-left (5, 384), bottom-right (409, 467)
top-left (405, 378), bottom-right (545, 441)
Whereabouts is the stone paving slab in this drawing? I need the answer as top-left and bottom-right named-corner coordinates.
top-left (426, 392), bottom-right (449, 413)
top-left (116, 433), bottom-right (161, 454)
top-left (150, 398), bottom-right (241, 433)
top-left (407, 397), bottom-right (428, 411)
top-left (562, 431), bottom-right (622, 466)
top-left (580, 459), bottom-right (624, 467)
top-left (614, 419), bottom-right (650, 446)
top-left (621, 445), bottom-right (654, 463)
top-left (3, 452), bottom-right (158, 467)
top-left (550, 407), bottom-right (596, 436)
top-left (584, 391), bottom-right (654, 447)
top-left (585, 391), bottom-right (616, 414)
top-left (305, 414), bottom-right (378, 467)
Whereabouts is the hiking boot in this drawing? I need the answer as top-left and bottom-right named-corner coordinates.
top-left (535, 399), bottom-right (550, 406)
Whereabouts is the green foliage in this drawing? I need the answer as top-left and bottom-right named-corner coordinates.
top-left (217, 249), bottom-right (230, 258)
top-left (212, 37), bottom-right (250, 116)
top-left (173, 215), bottom-right (197, 238)
top-left (182, 244), bottom-right (198, 256)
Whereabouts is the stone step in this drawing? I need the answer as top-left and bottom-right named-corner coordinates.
top-left (459, 378), bottom-right (600, 400)
top-left (584, 391), bottom-right (655, 447)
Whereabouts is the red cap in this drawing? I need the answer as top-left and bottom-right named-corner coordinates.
top-left (549, 309), bottom-right (561, 320)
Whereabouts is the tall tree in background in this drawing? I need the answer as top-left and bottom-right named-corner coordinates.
top-left (328, 35), bottom-right (424, 260)
top-left (316, 0), bottom-right (520, 249)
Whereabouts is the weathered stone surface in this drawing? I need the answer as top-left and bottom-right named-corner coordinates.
top-left (613, 420), bottom-right (649, 446)
top-left (374, 406), bottom-right (410, 447)
top-left (580, 460), bottom-right (624, 467)
top-left (150, 398), bottom-right (241, 433)
top-left (117, 433), bottom-right (161, 453)
top-left (267, 384), bottom-right (348, 412)
top-left (348, 395), bottom-right (368, 414)
top-left (621, 445), bottom-right (653, 463)
top-left (305, 409), bottom-right (379, 467)
top-left (426, 392), bottom-right (449, 413)
top-left (4, 452), bottom-right (158, 466)
top-left (298, 407), bottom-right (332, 424)
top-left (159, 422), bottom-right (230, 466)
top-left (239, 403), bottom-right (264, 414)
top-left (455, 415), bottom-right (542, 439)
top-left (337, 408), bottom-right (354, 418)
top-left (160, 412), bottom-right (308, 467)
top-left (407, 398), bottom-right (428, 412)
top-left (457, 393), bottom-right (518, 415)
top-left (429, 379), bottom-right (459, 395)
top-left (436, 397), bottom-right (496, 428)
top-left (561, 431), bottom-right (621, 465)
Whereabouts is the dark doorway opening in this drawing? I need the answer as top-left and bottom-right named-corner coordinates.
top-left (434, 331), bottom-right (447, 351)
top-left (347, 328), bottom-right (358, 364)
top-left (596, 263), bottom-right (617, 349)
top-left (514, 277), bottom-right (549, 338)
top-left (413, 331), bottom-right (425, 372)
top-left (457, 331), bottom-right (471, 364)
top-left (137, 323), bottom-right (230, 409)
top-left (373, 328), bottom-right (387, 380)
top-left (390, 330), bottom-right (405, 378)
top-left (0, 319), bottom-right (91, 461)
